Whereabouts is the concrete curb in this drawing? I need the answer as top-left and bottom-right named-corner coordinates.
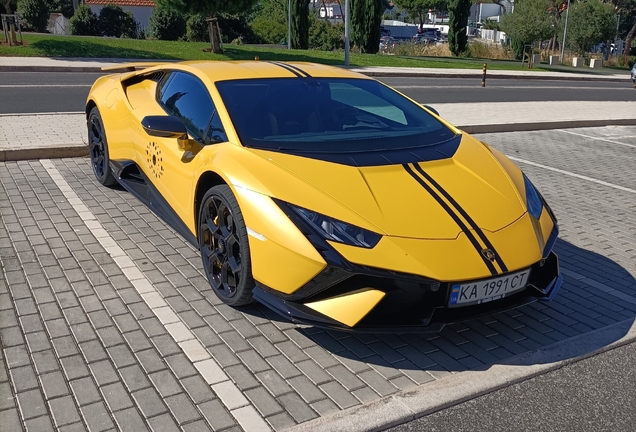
top-left (0, 65), bottom-right (630, 83)
top-left (0, 145), bottom-right (88, 162)
top-left (458, 118), bottom-right (636, 134)
top-left (283, 318), bottom-right (636, 432)
top-left (3, 118), bottom-right (634, 162)
top-left (0, 65), bottom-right (106, 73)
top-left (359, 71), bottom-right (631, 82)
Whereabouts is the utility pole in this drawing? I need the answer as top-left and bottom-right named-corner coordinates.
top-left (344, 0), bottom-right (350, 66)
top-left (560, 0), bottom-right (570, 63)
top-left (288, 0), bottom-right (292, 49)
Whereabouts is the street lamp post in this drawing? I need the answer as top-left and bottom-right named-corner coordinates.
top-left (288, 0), bottom-right (291, 50)
top-left (344, 0), bottom-right (350, 66)
top-left (560, 0), bottom-right (570, 64)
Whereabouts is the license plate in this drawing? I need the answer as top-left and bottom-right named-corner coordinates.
top-left (448, 269), bottom-right (531, 307)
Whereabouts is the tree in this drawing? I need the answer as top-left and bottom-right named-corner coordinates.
top-left (249, 0), bottom-right (287, 44)
top-left (613, 0), bottom-right (636, 64)
top-left (1, 0), bottom-right (17, 15)
top-left (351, 0), bottom-right (384, 53)
top-left (156, 0), bottom-right (259, 53)
top-left (17, 0), bottom-right (50, 32)
top-left (69, 4), bottom-right (100, 35)
top-left (393, 0), bottom-right (447, 29)
top-left (291, 0), bottom-right (309, 49)
top-left (149, 6), bottom-right (186, 40)
top-left (99, 4), bottom-right (137, 37)
top-left (558, 0), bottom-right (615, 54)
top-left (501, 0), bottom-right (553, 56)
top-left (448, 0), bottom-right (470, 55)
top-left (46, 0), bottom-right (74, 18)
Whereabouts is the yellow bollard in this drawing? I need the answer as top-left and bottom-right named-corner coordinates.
top-left (482, 63), bottom-right (487, 87)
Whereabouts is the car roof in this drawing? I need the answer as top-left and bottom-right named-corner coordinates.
top-left (164, 61), bottom-right (371, 82)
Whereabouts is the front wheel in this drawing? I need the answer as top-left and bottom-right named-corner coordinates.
top-left (198, 185), bottom-right (255, 306)
top-left (87, 107), bottom-right (117, 187)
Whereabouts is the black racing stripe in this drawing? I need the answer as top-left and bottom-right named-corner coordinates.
top-left (266, 61), bottom-right (303, 77)
top-left (412, 164), bottom-right (509, 273)
top-left (403, 164), bottom-right (498, 276)
top-left (282, 63), bottom-right (312, 78)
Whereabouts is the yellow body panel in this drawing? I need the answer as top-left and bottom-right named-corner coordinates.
top-left (304, 289), bottom-right (385, 327)
top-left (330, 212), bottom-right (546, 282)
top-left (124, 79), bottom-right (158, 109)
top-left (424, 135), bottom-right (525, 232)
top-left (233, 186), bottom-right (326, 294)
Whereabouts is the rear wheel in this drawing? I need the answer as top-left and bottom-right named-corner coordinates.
top-left (198, 185), bottom-right (255, 306)
top-left (88, 107), bottom-right (117, 187)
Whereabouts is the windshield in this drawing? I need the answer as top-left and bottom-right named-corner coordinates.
top-left (215, 78), bottom-right (456, 155)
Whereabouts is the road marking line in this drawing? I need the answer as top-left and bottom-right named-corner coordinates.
top-left (0, 111), bottom-right (84, 116)
top-left (390, 85), bottom-right (628, 90)
top-left (507, 156), bottom-right (636, 195)
top-left (0, 84), bottom-right (92, 88)
top-left (39, 159), bottom-right (271, 432)
top-left (556, 129), bottom-right (636, 148)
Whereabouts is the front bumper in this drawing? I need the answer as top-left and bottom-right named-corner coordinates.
top-left (252, 250), bottom-right (562, 333)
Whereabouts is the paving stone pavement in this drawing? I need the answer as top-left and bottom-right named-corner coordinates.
top-left (0, 126), bottom-right (635, 431)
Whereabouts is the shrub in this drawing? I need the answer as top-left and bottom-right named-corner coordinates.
top-left (120, 17), bottom-right (140, 38)
top-left (98, 4), bottom-right (137, 37)
top-left (250, 17), bottom-right (286, 44)
top-left (186, 14), bottom-right (208, 42)
top-left (309, 18), bottom-right (344, 51)
top-left (218, 14), bottom-right (257, 44)
top-left (467, 40), bottom-right (514, 60)
top-left (149, 7), bottom-right (186, 41)
top-left (47, 0), bottom-right (74, 19)
top-left (17, 0), bottom-right (50, 32)
top-left (70, 4), bottom-right (100, 36)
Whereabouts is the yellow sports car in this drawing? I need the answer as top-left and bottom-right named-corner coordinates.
top-left (86, 60), bottom-right (561, 330)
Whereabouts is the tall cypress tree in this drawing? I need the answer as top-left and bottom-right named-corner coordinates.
top-left (351, 0), bottom-right (383, 54)
top-left (291, 0), bottom-right (309, 49)
top-left (448, 0), bottom-right (470, 56)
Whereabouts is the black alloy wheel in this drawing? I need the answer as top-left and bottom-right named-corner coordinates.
top-left (198, 185), bottom-right (254, 306)
top-left (88, 107), bottom-right (116, 186)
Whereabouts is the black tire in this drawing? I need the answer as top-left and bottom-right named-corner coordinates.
top-left (88, 107), bottom-right (117, 187)
top-left (198, 185), bottom-right (255, 306)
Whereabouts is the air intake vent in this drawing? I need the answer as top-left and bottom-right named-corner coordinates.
top-left (150, 71), bottom-right (165, 82)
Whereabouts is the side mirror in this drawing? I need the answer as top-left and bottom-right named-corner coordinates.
top-left (142, 115), bottom-right (188, 138)
top-left (141, 115), bottom-right (191, 150)
top-left (422, 105), bottom-right (439, 116)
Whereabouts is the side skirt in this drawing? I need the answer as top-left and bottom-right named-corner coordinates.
top-left (110, 160), bottom-right (198, 248)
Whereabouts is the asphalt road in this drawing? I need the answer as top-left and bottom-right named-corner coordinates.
top-left (386, 339), bottom-right (636, 432)
top-left (1, 71), bottom-right (634, 114)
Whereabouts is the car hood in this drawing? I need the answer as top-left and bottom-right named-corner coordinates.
top-left (245, 134), bottom-right (526, 240)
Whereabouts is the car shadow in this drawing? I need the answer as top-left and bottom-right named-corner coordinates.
top-left (240, 238), bottom-right (635, 373)
top-left (222, 46), bottom-right (346, 66)
top-left (29, 39), bottom-right (180, 60)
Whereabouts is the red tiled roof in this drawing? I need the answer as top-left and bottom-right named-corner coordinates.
top-left (85, 0), bottom-right (156, 6)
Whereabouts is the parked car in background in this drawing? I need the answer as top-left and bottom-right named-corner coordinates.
top-left (379, 36), bottom-right (396, 51)
top-left (413, 28), bottom-right (442, 43)
top-left (631, 63), bottom-right (636, 83)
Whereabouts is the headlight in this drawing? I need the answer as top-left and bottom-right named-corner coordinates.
top-left (523, 174), bottom-right (543, 219)
top-left (290, 205), bottom-right (381, 248)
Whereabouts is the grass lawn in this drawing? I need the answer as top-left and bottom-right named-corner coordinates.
top-left (0, 34), bottom-right (551, 71)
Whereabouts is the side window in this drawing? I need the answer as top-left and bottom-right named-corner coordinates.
top-left (159, 72), bottom-right (226, 144)
top-left (205, 112), bottom-right (227, 144)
